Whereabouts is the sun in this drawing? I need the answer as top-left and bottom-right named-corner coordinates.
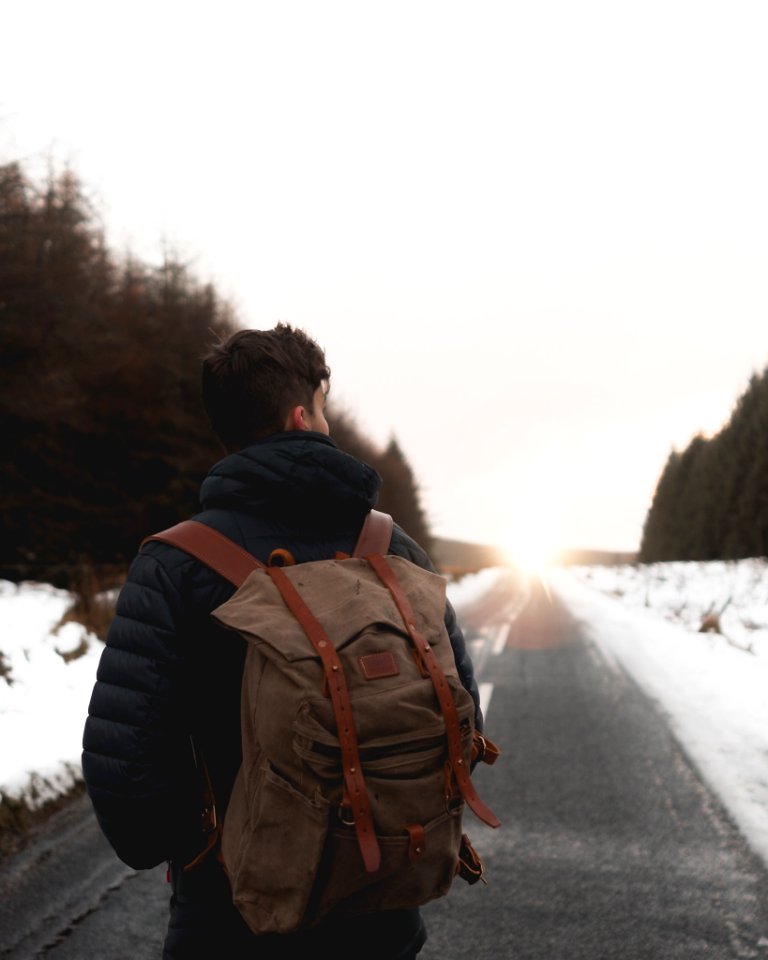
top-left (499, 514), bottom-right (562, 577)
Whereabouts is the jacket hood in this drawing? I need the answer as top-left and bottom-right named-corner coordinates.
top-left (199, 431), bottom-right (381, 526)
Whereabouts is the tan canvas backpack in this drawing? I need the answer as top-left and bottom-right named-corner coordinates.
top-left (144, 510), bottom-right (500, 935)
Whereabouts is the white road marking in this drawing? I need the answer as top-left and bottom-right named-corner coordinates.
top-left (479, 681), bottom-right (493, 719)
top-left (491, 623), bottom-right (508, 655)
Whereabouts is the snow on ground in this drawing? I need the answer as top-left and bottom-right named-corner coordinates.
top-left (1, 559), bottom-right (768, 876)
top-left (548, 559), bottom-right (768, 870)
top-left (0, 580), bottom-right (102, 806)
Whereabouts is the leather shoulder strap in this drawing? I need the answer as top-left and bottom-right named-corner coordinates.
top-left (267, 563), bottom-right (381, 873)
top-left (143, 510), bottom-right (393, 585)
top-left (141, 520), bottom-right (264, 588)
top-left (352, 510), bottom-right (393, 558)
top-left (366, 553), bottom-right (501, 831)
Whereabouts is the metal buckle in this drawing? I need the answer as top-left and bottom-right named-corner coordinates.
top-left (201, 804), bottom-right (217, 834)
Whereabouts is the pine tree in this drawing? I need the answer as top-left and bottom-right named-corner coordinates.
top-left (376, 437), bottom-right (432, 553)
top-left (641, 367), bottom-right (768, 561)
top-left (327, 406), bottom-right (433, 551)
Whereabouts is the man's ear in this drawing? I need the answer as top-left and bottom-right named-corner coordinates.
top-left (285, 405), bottom-right (308, 431)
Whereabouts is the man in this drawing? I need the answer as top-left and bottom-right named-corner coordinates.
top-left (82, 323), bottom-right (484, 959)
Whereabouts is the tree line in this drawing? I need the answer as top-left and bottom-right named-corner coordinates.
top-left (0, 160), bottom-right (431, 589)
top-left (640, 368), bottom-right (768, 562)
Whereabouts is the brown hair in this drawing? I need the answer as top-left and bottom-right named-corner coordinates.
top-left (201, 323), bottom-right (330, 450)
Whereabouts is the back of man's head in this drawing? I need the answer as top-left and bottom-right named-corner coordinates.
top-left (201, 323), bottom-right (331, 451)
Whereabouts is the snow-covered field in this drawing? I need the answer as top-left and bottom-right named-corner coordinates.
top-left (557, 558), bottom-right (768, 656)
top-left (548, 559), bottom-right (768, 871)
top-left (2, 559), bottom-right (768, 872)
top-left (0, 580), bottom-right (104, 806)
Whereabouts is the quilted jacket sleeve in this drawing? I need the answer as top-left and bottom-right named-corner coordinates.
top-left (389, 524), bottom-right (484, 733)
top-left (81, 549), bottom-right (202, 869)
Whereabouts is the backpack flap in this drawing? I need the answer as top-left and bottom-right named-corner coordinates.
top-left (211, 557), bottom-right (447, 662)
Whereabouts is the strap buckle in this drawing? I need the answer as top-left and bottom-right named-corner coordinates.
top-left (201, 803), bottom-right (218, 835)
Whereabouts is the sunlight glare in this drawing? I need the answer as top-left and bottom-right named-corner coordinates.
top-left (500, 513), bottom-right (561, 577)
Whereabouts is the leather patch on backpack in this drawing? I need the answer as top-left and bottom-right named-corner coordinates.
top-left (358, 651), bottom-right (399, 680)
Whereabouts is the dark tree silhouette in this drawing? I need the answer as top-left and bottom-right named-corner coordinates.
top-left (327, 406), bottom-right (433, 553)
top-left (640, 369), bottom-right (768, 562)
top-left (0, 162), bottom-right (237, 581)
top-left (1, 160), bottom-right (434, 584)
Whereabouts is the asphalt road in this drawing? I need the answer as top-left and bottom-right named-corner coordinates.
top-left (0, 796), bottom-right (167, 959)
top-left (2, 572), bottom-right (768, 958)
top-left (420, 575), bottom-right (768, 959)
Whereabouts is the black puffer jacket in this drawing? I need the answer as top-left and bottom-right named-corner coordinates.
top-left (82, 432), bottom-right (482, 960)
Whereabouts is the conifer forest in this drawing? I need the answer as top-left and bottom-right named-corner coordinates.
top-left (640, 369), bottom-right (768, 562)
top-left (0, 160), bottom-right (431, 590)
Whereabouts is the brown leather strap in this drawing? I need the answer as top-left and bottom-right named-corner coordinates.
top-left (352, 510), bottom-right (393, 558)
top-left (366, 554), bottom-right (501, 830)
top-left (141, 520), bottom-right (265, 587)
top-left (265, 564), bottom-right (382, 873)
top-left (183, 741), bottom-right (221, 872)
top-left (144, 513), bottom-right (391, 583)
top-left (406, 823), bottom-right (426, 862)
top-left (456, 832), bottom-right (486, 885)
top-left (472, 732), bottom-right (500, 767)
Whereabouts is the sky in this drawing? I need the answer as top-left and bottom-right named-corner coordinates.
top-left (2, 1), bottom-right (767, 558)
top-left (4, 559), bottom-right (768, 874)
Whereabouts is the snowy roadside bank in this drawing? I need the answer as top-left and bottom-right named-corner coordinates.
top-left (0, 580), bottom-right (102, 812)
top-left (549, 561), bottom-right (768, 871)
